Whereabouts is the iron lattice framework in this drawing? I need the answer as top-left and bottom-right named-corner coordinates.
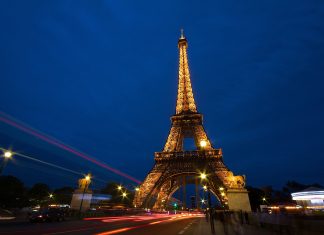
top-left (134, 32), bottom-right (247, 209)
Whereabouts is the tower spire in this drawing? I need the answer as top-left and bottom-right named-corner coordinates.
top-left (180, 28), bottom-right (185, 39)
top-left (176, 31), bottom-right (197, 114)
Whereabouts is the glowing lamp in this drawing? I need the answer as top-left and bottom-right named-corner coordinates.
top-left (200, 173), bottom-right (207, 180)
top-left (4, 151), bottom-right (12, 158)
top-left (200, 140), bottom-right (207, 148)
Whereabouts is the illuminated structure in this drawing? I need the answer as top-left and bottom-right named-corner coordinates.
top-left (292, 187), bottom-right (324, 209)
top-left (134, 32), bottom-right (251, 211)
top-left (70, 174), bottom-right (93, 212)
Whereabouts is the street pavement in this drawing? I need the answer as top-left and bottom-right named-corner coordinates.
top-left (0, 214), bottom-right (200, 235)
top-left (0, 213), bottom-right (282, 235)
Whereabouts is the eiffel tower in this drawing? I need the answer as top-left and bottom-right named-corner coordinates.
top-left (134, 31), bottom-right (251, 211)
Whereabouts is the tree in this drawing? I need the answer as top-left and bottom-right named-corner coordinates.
top-left (0, 175), bottom-right (27, 208)
top-left (260, 186), bottom-right (274, 201)
top-left (53, 187), bottom-right (74, 204)
top-left (272, 190), bottom-right (291, 203)
top-left (246, 186), bottom-right (264, 212)
top-left (28, 183), bottom-right (50, 206)
top-left (283, 181), bottom-right (306, 194)
top-left (101, 182), bottom-right (134, 207)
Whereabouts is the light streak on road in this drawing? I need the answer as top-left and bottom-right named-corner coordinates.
top-left (96, 227), bottom-right (133, 235)
top-left (94, 214), bottom-right (203, 235)
top-left (0, 111), bottom-right (141, 184)
top-left (84, 214), bottom-right (175, 223)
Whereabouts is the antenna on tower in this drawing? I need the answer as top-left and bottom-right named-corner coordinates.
top-left (180, 28), bottom-right (185, 39)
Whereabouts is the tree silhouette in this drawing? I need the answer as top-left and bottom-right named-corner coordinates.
top-left (53, 187), bottom-right (74, 204)
top-left (28, 183), bottom-right (50, 206)
top-left (101, 182), bottom-right (134, 206)
top-left (0, 175), bottom-right (26, 208)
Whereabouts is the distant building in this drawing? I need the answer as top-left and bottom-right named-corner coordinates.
top-left (291, 187), bottom-right (324, 210)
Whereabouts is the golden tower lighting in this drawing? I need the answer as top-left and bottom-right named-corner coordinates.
top-left (200, 140), bottom-right (207, 148)
top-left (200, 173), bottom-right (207, 180)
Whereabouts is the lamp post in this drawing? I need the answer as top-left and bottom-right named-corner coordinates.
top-left (79, 174), bottom-right (91, 214)
top-left (0, 150), bottom-right (13, 175)
top-left (199, 140), bottom-right (215, 234)
top-left (200, 173), bottom-right (215, 234)
top-left (207, 185), bottom-right (215, 234)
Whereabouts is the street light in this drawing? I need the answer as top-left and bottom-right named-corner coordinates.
top-left (0, 150), bottom-right (13, 175)
top-left (4, 151), bottom-right (12, 158)
top-left (79, 174), bottom-right (91, 215)
top-left (117, 185), bottom-right (122, 191)
top-left (122, 192), bottom-right (127, 198)
top-left (200, 172), bottom-right (215, 234)
top-left (135, 187), bottom-right (140, 191)
top-left (49, 194), bottom-right (53, 198)
top-left (203, 185), bottom-right (207, 191)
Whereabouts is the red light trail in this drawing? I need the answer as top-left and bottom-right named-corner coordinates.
top-left (93, 214), bottom-right (203, 235)
top-left (0, 111), bottom-right (141, 184)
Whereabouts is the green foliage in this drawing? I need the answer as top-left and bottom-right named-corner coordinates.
top-left (53, 187), bottom-right (74, 204)
top-left (27, 183), bottom-right (50, 206)
top-left (101, 182), bottom-right (134, 207)
top-left (246, 186), bottom-right (264, 211)
top-left (283, 181), bottom-right (323, 194)
top-left (0, 175), bottom-right (27, 208)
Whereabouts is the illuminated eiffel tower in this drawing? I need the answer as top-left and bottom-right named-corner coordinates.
top-left (134, 31), bottom-right (251, 211)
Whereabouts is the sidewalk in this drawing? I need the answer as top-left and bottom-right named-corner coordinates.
top-left (190, 218), bottom-right (276, 235)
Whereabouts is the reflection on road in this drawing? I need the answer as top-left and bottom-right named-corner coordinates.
top-left (84, 213), bottom-right (204, 235)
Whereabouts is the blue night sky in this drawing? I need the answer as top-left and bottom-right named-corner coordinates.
top-left (0, 1), bottom-right (324, 190)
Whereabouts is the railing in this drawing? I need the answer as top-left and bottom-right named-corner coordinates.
top-left (154, 149), bottom-right (222, 161)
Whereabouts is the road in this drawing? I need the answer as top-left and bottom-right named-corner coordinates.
top-left (0, 213), bottom-right (214, 235)
top-left (0, 213), bottom-right (282, 235)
